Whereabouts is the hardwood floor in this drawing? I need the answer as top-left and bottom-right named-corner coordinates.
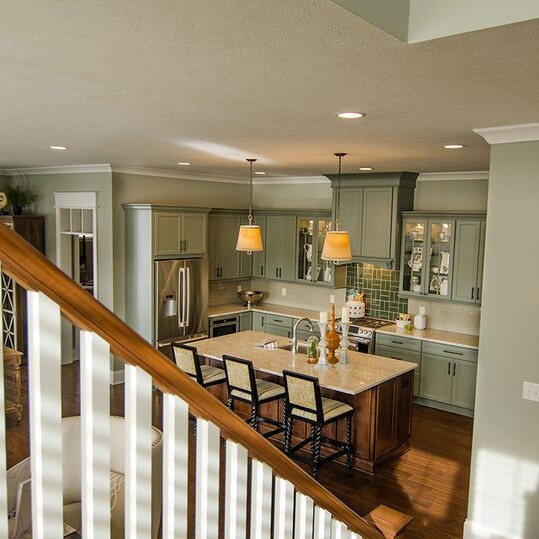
top-left (5, 362), bottom-right (473, 538)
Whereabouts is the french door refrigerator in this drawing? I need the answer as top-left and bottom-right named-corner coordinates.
top-left (154, 258), bottom-right (208, 351)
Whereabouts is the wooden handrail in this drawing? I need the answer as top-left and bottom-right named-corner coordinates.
top-left (0, 224), bottom-right (383, 538)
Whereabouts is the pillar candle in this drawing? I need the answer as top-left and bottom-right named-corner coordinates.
top-left (341, 306), bottom-right (350, 323)
top-left (319, 311), bottom-right (328, 324)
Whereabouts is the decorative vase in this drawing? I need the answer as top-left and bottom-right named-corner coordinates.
top-left (325, 304), bottom-right (340, 366)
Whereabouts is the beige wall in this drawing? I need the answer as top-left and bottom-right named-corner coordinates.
top-left (414, 178), bottom-right (488, 211)
top-left (465, 141), bottom-right (539, 538)
top-left (253, 182), bottom-right (332, 211)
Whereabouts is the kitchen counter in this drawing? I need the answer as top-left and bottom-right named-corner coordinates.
top-left (194, 330), bottom-right (415, 474)
top-left (194, 330), bottom-right (416, 395)
top-left (208, 302), bottom-right (322, 321)
top-left (376, 325), bottom-right (479, 349)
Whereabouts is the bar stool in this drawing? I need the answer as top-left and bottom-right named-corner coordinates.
top-left (222, 354), bottom-right (286, 438)
top-left (171, 342), bottom-right (226, 389)
top-left (283, 370), bottom-right (354, 479)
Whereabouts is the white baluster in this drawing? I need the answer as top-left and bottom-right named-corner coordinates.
top-left (313, 507), bottom-right (332, 538)
top-left (81, 331), bottom-right (111, 539)
top-left (162, 393), bottom-right (189, 538)
top-left (0, 274), bottom-right (7, 539)
top-left (125, 365), bottom-right (153, 538)
top-left (338, 321), bottom-right (350, 365)
top-left (28, 291), bottom-right (63, 539)
top-left (317, 321), bottom-right (328, 368)
top-left (196, 418), bottom-right (220, 539)
top-left (294, 493), bottom-right (314, 539)
top-left (225, 441), bottom-right (248, 539)
top-left (250, 459), bottom-right (272, 539)
top-left (330, 519), bottom-right (348, 539)
top-left (273, 478), bottom-right (294, 538)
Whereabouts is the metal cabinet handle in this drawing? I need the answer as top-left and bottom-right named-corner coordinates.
top-left (453, 363), bottom-right (456, 376)
top-left (184, 239), bottom-right (187, 251)
top-left (280, 267), bottom-right (282, 278)
top-left (391, 340), bottom-right (404, 345)
top-left (275, 268), bottom-right (278, 277)
top-left (471, 287), bottom-right (475, 300)
top-left (443, 349), bottom-right (463, 356)
top-left (476, 287), bottom-right (480, 301)
top-left (447, 362), bottom-right (451, 375)
top-left (215, 268), bottom-right (219, 278)
top-left (260, 266), bottom-right (263, 276)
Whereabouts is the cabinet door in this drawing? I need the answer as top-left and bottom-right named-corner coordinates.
top-left (154, 213), bottom-right (182, 256)
top-left (361, 187), bottom-right (393, 259)
top-left (208, 215), bottom-right (220, 279)
top-left (218, 215), bottom-right (241, 279)
top-left (280, 216), bottom-right (297, 281)
top-left (425, 220), bottom-right (454, 300)
top-left (265, 323), bottom-right (291, 338)
top-left (451, 359), bottom-right (477, 410)
top-left (182, 212), bottom-right (207, 255)
top-left (252, 216), bottom-right (266, 278)
top-left (296, 216), bottom-right (315, 283)
top-left (239, 312), bottom-right (252, 332)
top-left (452, 220), bottom-right (482, 303)
top-left (339, 188), bottom-right (363, 257)
top-left (400, 218), bottom-right (428, 297)
top-left (252, 312), bottom-right (265, 332)
top-left (419, 354), bottom-right (452, 404)
top-left (265, 216), bottom-right (283, 279)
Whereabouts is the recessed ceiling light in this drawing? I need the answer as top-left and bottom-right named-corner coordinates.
top-left (254, 171), bottom-right (267, 175)
top-left (359, 167), bottom-right (373, 171)
top-left (337, 112), bottom-right (365, 119)
top-left (177, 162), bottom-right (191, 166)
top-left (49, 145), bottom-right (68, 150)
top-left (444, 144), bottom-right (465, 149)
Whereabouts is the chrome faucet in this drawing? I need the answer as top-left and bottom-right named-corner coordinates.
top-left (292, 317), bottom-right (314, 353)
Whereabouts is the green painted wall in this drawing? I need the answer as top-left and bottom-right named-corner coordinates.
top-left (465, 141), bottom-right (539, 538)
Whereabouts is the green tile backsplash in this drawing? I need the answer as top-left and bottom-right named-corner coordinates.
top-left (346, 263), bottom-right (408, 321)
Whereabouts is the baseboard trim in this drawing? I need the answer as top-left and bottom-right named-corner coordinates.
top-left (110, 368), bottom-right (125, 385)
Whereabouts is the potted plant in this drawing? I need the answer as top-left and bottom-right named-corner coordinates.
top-left (5, 185), bottom-right (37, 215)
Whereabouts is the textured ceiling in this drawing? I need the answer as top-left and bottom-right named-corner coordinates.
top-left (1, 0), bottom-right (538, 179)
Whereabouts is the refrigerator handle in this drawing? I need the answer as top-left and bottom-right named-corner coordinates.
top-left (178, 267), bottom-right (185, 327)
top-left (185, 267), bottom-right (190, 327)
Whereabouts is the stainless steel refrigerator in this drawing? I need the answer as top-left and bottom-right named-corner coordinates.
top-left (154, 258), bottom-right (208, 351)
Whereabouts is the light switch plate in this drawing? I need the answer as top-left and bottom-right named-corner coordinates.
top-left (281, 287), bottom-right (287, 296)
top-left (237, 285), bottom-right (242, 292)
top-left (523, 381), bottom-right (539, 402)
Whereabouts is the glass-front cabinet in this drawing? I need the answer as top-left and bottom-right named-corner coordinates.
top-left (400, 217), bottom-right (455, 300)
top-left (296, 216), bottom-right (333, 285)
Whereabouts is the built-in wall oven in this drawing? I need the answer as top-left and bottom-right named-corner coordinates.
top-left (209, 315), bottom-right (239, 337)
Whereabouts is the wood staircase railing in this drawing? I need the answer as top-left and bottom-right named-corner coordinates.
top-left (0, 223), bottom-right (384, 538)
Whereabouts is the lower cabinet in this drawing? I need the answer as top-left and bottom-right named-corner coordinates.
top-left (375, 332), bottom-right (478, 416)
top-left (253, 312), bottom-right (265, 332)
top-left (419, 342), bottom-right (477, 412)
top-left (264, 314), bottom-right (293, 339)
top-left (239, 311), bottom-right (252, 332)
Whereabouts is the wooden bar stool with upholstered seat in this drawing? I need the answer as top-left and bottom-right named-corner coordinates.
top-left (283, 370), bottom-right (354, 479)
top-left (223, 354), bottom-right (286, 438)
top-left (171, 342), bottom-right (226, 389)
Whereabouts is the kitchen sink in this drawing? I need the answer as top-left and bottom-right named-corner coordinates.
top-left (277, 342), bottom-right (309, 354)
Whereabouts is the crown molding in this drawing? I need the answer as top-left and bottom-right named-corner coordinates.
top-left (474, 123), bottom-right (539, 145)
top-left (418, 171), bottom-right (489, 182)
top-left (253, 176), bottom-right (328, 185)
top-left (111, 165), bottom-right (245, 184)
top-left (3, 164), bottom-right (112, 176)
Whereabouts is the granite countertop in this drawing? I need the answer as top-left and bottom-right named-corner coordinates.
top-left (376, 325), bottom-right (479, 349)
top-left (208, 302), bottom-right (322, 321)
top-left (193, 330), bottom-right (416, 395)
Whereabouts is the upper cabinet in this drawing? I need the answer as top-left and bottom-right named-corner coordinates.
top-left (399, 212), bottom-right (486, 304)
top-left (208, 211), bottom-right (252, 281)
top-left (295, 214), bottom-right (346, 287)
top-left (265, 215), bottom-right (296, 281)
top-left (153, 209), bottom-right (208, 257)
top-left (324, 172), bottom-right (418, 269)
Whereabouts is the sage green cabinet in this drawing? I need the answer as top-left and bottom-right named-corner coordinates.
top-left (253, 312), bottom-right (265, 332)
top-left (239, 311), bottom-right (252, 332)
top-left (419, 342), bottom-right (477, 412)
top-left (265, 216), bottom-right (296, 281)
top-left (208, 213), bottom-right (251, 280)
top-left (252, 216), bottom-right (266, 278)
top-left (451, 220), bottom-right (486, 304)
top-left (154, 210), bottom-right (207, 257)
top-left (325, 172), bottom-right (417, 268)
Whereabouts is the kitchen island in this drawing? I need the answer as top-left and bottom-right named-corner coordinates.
top-left (194, 330), bottom-right (416, 474)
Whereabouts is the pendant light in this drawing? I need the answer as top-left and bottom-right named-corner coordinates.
top-left (236, 158), bottom-right (263, 254)
top-left (321, 152), bottom-right (352, 262)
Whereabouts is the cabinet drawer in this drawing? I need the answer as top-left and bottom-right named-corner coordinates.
top-left (375, 345), bottom-right (421, 372)
top-left (264, 314), bottom-right (293, 329)
top-left (376, 333), bottom-right (421, 353)
top-left (265, 324), bottom-right (291, 338)
top-left (422, 341), bottom-right (478, 362)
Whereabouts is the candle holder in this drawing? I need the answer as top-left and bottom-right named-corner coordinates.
top-left (317, 321), bottom-right (328, 367)
top-left (338, 321), bottom-right (350, 365)
top-left (325, 304), bottom-right (340, 366)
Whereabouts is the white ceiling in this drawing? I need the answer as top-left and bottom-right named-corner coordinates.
top-left (1, 1), bottom-right (538, 179)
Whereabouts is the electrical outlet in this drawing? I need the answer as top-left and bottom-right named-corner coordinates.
top-left (329, 294), bottom-right (335, 304)
top-left (523, 381), bottom-right (539, 402)
top-left (281, 287), bottom-right (287, 296)
top-left (237, 284), bottom-right (242, 292)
